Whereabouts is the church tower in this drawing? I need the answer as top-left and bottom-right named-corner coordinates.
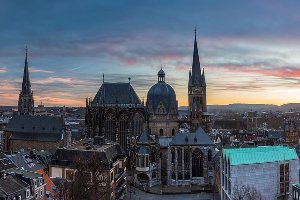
top-left (18, 47), bottom-right (34, 115)
top-left (188, 29), bottom-right (208, 131)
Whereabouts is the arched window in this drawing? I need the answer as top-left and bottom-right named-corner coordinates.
top-left (192, 148), bottom-right (203, 177)
top-left (171, 172), bottom-right (176, 180)
top-left (184, 148), bottom-right (190, 169)
top-left (133, 113), bottom-right (143, 137)
top-left (105, 113), bottom-right (115, 142)
top-left (151, 147), bottom-right (156, 162)
top-left (208, 149), bottom-right (212, 162)
top-left (119, 114), bottom-right (128, 152)
top-left (160, 129), bottom-right (163, 136)
top-left (172, 128), bottom-right (175, 136)
top-left (178, 147), bottom-right (182, 166)
top-left (171, 148), bottom-right (175, 164)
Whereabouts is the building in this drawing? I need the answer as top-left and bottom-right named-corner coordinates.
top-left (134, 130), bottom-right (161, 188)
top-left (293, 183), bottom-right (300, 200)
top-left (167, 127), bottom-right (215, 188)
top-left (18, 47), bottom-right (34, 116)
top-left (246, 111), bottom-right (259, 132)
top-left (0, 174), bottom-right (31, 200)
top-left (2, 115), bottom-right (70, 152)
top-left (188, 29), bottom-right (210, 132)
top-left (221, 146), bottom-right (299, 200)
top-left (6, 169), bottom-right (46, 200)
top-left (146, 68), bottom-right (179, 136)
top-left (86, 79), bottom-right (146, 154)
top-left (49, 137), bottom-right (127, 200)
top-left (284, 119), bottom-right (299, 146)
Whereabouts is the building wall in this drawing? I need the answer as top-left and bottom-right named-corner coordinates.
top-left (11, 140), bottom-right (63, 151)
top-left (148, 115), bottom-right (178, 137)
top-left (221, 159), bottom-right (299, 200)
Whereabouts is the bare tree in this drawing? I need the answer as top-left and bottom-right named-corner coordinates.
top-left (232, 184), bottom-right (264, 200)
top-left (55, 154), bottom-right (111, 200)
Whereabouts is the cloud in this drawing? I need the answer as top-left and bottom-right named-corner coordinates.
top-left (32, 77), bottom-right (84, 86)
top-left (0, 68), bottom-right (8, 73)
top-left (30, 67), bottom-right (54, 73)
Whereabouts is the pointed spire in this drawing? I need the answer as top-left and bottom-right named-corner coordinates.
top-left (188, 69), bottom-right (192, 86)
top-left (202, 68), bottom-right (206, 86)
top-left (22, 46), bottom-right (31, 94)
top-left (191, 27), bottom-right (202, 85)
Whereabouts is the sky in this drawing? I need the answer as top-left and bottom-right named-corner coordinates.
top-left (0, 0), bottom-right (300, 107)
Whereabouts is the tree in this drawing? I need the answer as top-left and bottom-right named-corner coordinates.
top-left (55, 154), bottom-right (111, 200)
top-left (232, 184), bottom-right (264, 200)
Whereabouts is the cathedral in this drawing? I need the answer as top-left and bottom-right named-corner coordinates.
top-left (86, 30), bottom-right (215, 193)
top-left (85, 79), bottom-right (146, 154)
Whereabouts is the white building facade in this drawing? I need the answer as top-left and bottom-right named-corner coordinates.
top-left (221, 146), bottom-right (299, 200)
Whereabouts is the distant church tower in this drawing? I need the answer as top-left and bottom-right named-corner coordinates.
top-left (18, 47), bottom-right (34, 115)
top-left (188, 29), bottom-right (208, 131)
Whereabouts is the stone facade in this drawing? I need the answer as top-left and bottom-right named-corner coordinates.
top-left (167, 145), bottom-right (214, 186)
top-left (8, 139), bottom-right (63, 152)
top-left (86, 82), bottom-right (146, 154)
top-left (146, 69), bottom-right (179, 137)
top-left (221, 147), bottom-right (299, 200)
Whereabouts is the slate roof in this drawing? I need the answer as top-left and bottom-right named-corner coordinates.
top-left (137, 130), bottom-right (156, 145)
top-left (267, 130), bottom-right (282, 139)
top-left (147, 82), bottom-right (177, 114)
top-left (170, 127), bottom-right (214, 146)
top-left (51, 139), bottom-right (125, 168)
top-left (0, 152), bottom-right (17, 172)
top-left (4, 115), bottom-right (64, 142)
top-left (91, 82), bottom-right (142, 106)
top-left (0, 175), bottom-right (29, 196)
top-left (223, 146), bottom-right (298, 166)
top-left (136, 146), bottom-right (150, 155)
top-left (6, 151), bottom-right (46, 172)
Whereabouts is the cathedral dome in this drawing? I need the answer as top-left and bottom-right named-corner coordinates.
top-left (146, 69), bottom-right (178, 114)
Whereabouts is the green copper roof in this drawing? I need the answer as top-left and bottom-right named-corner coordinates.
top-left (223, 146), bottom-right (298, 166)
top-left (293, 183), bottom-right (300, 190)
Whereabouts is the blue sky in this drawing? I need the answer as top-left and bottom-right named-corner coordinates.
top-left (0, 0), bottom-right (300, 106)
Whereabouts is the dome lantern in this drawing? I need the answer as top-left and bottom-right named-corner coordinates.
top-left (158, 68), bottom-right (165, 83)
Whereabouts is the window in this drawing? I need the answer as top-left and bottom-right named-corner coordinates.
top-left (66, 170), bottom-right (74, 181)
top-left (208, 149), bottom-right (212, 161)
top-left (160, 129), bottom-right (163, 136)
top-left (279, 163), bottom-right (289, 194)
top-left (18, 195), bottom-right (21, 200)
top-left (192, 148), bottom-right (203, 177)
top-left (171, 172), bottom-right (176, 180)
top-left (178, 147), bottom-right (182, 166)
top-left (40, 188), bottom-right (44, 196)
top-left (26, 189), bottom-right (30, 198)
top-left (172, 129), bottom-right (175, 136)
top-left (171, 148), bottom-right (175, 164)
top-left (35, 191), bottom-right (38, 198)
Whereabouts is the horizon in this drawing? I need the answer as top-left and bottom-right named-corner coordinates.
top-left (1, 1), bottom-right (300, 107)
